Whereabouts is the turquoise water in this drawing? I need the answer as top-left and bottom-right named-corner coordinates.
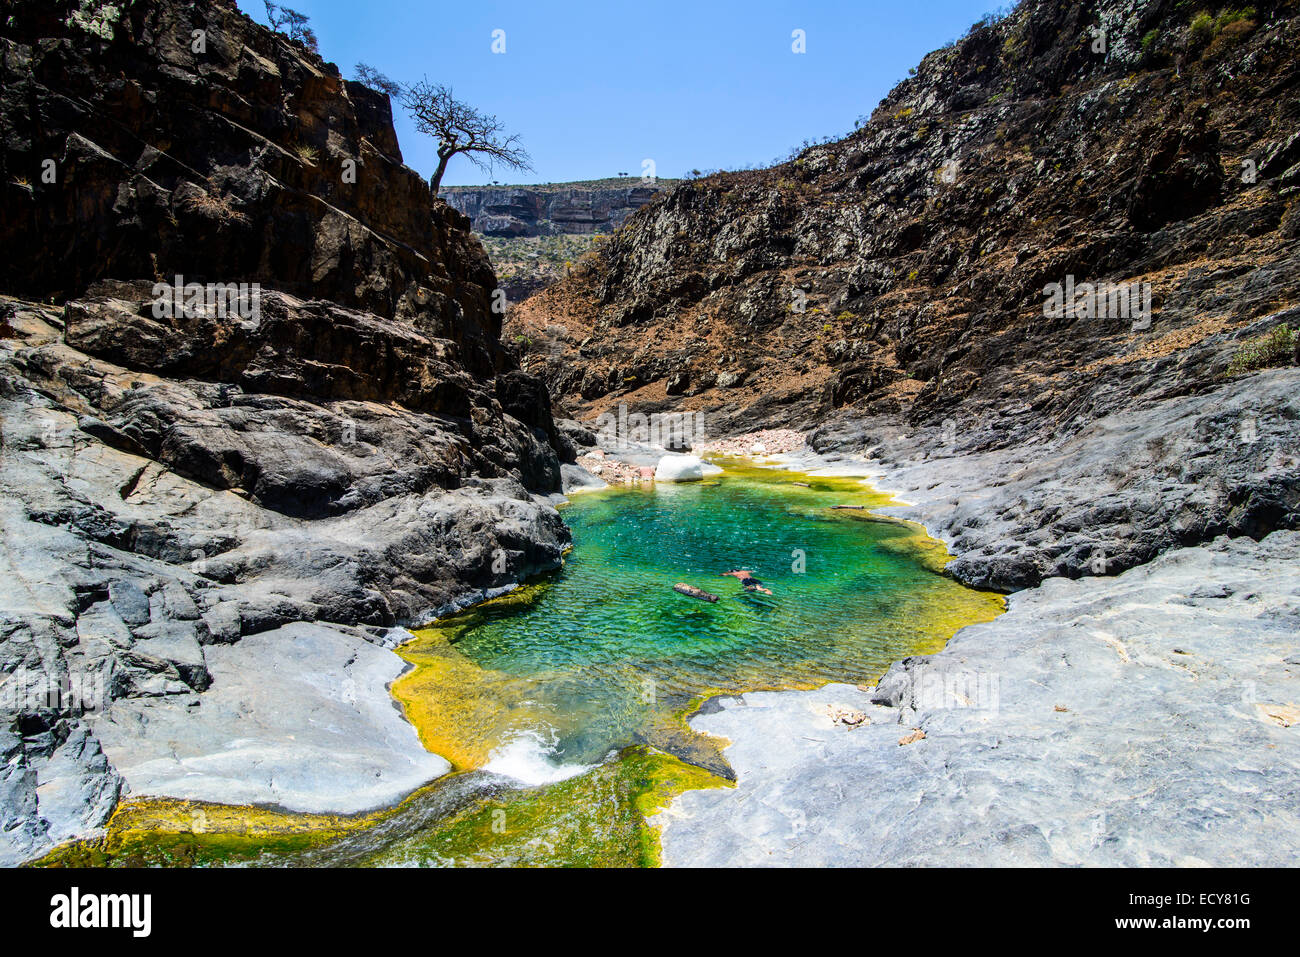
top-left (41, 459), bottom-right (1006, 868)
top-left (397, 459), bottom-right (1004, 775)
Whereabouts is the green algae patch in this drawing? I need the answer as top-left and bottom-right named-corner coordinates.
top-left (359, 748), bottom-right (728, 867)
top-left (29, 754), bottom-right (726, 869)
top-left (30, 798), bottom-right (367, 868)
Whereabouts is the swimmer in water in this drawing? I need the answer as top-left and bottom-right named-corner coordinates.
top-left (722, 569), bottom-right (773, 595)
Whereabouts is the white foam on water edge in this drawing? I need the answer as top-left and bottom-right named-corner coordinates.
top-left (483, 727), bottom-right (594, 786)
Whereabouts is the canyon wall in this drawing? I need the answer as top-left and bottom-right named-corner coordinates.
top-left (441, 180), bottom-right (673, 238)
top-left (517, 0), bottom-right (1300, 433)
top-left (0, 0), bottom-right (570, 864)
top-left (514, 0), bottom-right (1300, 588)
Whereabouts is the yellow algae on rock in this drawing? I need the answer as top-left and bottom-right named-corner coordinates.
top-left (30, 797), bottom-right (370, 868)
top-left (392, 583), bottom-right (568, 770)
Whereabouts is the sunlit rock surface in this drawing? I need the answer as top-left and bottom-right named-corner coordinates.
top-left (654, 454), bottom-right (706, 482)
top-left (657, 530), bottom-right (1300, 866)
top-left (91, 622), bottom-right (451, 815)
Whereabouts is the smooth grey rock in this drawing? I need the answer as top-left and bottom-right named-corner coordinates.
top-left (155, 580), bottom-right (200, 621)
top-left (90, 622), bottom-right (450, 815)
top-left (108, 580), bottom-right (151, 628)
top-left (0, 719), bottom-right (122, 867)
top-left (124, 620), bottom-right (210, 692)
top-left (199, 602), bottom-right (242, 645)
top-left (34, 725), bottom-right (121, 848)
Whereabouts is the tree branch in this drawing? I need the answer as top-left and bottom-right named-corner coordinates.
top-left (399, 79), bottom-right (532, 189)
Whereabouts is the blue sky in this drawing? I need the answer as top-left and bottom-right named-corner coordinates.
top-left (241, 0), bottom-right (1001, 185)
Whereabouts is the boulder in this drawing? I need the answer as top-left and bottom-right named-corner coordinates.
top-left (560, 462), bottom-right (607, 493)
top-left (654, 454), bottom-right (706, 482)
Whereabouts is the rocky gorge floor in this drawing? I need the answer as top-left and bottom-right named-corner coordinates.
top-left (4, 0), bottom-right (1300, 871)
top-left (6, 324), bottom-right (1296, 867)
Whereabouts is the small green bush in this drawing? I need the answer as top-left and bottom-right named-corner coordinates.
top-left (1190, 7), bottom-right (1256, 45)
top-left (1225, 325), bottom-right (1296, 377)
top-left (1189, 11), bottom-right (1216, 43)
top-left (1209, 15), bottom-right (1256, 51)
top-left (1215, 6), bottom-right (1256, 29)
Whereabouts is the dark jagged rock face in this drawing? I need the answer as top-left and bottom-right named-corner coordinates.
top-left (0, 0), bottom-right (510, 376)
top-left (441, 183), bottom-right (671, 238)
top-left (0, 0), bottom-right (570, 863)
top-left (0, 0), bottom-right (561, 495)
top-left (515, 0), bottom-right (1300, 439)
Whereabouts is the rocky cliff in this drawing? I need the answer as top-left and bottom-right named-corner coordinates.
top-left (441, 180), bottom-right (680, 302)
top-left (515, 0), bottom-right (1300, 585)
top-left (521, 0), bottom-right (1300, 423)
top-left (0, 0), bottom-right (570, 864)
top-left (440, 179), bottom-right (675, 238)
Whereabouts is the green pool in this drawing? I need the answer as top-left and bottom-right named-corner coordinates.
top-left (36, 457), bottom-right (1004, 868)
top-left (394, 457), bottom-right (1004, 782)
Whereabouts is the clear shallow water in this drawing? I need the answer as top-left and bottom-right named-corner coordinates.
top-left (39, 459), bottom-right (1006, 868)
top-left (396, 459), bottom-right (1005, 777)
